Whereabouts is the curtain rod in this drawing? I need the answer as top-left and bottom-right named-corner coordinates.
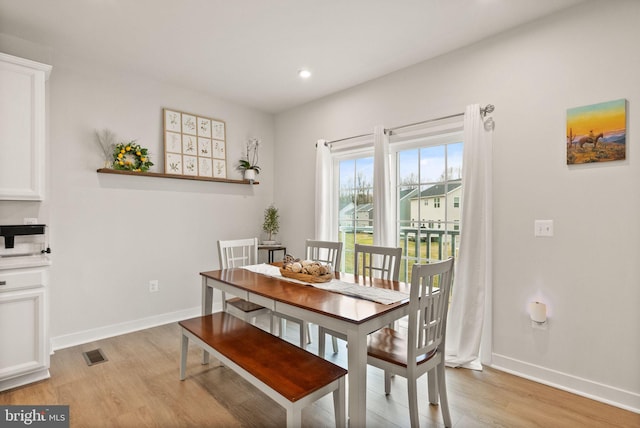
top-left (322, 132), bottom-right (373, 146)
top-left (388, 104), bottom-right (494, 134)
top-left (320, 104), bottom-right (494, 146)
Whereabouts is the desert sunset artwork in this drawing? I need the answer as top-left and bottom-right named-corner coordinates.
top-left (566, 99), bottom-right (626, 165)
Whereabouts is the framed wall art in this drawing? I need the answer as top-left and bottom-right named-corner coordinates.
top-left (163, 108), bottom-right (227, 178)
top-left (566, 99), bottom-right (626, 165)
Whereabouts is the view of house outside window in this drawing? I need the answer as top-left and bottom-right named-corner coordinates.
top-left (396, 139), bottom-right (463, 283)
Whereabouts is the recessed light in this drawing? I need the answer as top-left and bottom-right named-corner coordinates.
top-left (298, 69), bottom-right (311, 79)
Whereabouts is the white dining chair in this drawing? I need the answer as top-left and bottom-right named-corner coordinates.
top-left (367, 257), bottom-right (455, 428)
top-left (318, 243), bottom-right (402, 356)
top-left (218, 238), bottom-right (274, 333)
top-left (305, 239), bottom-right (343, 271)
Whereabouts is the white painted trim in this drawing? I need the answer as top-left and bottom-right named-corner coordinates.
top-left (0, 52), bottom-right (52, 79)
top-left (491, 353), bottom-right (640, 414)
top-left (0, 368), bottom-right (50, 392)
top-left (50, 306), bottom-right (202, 351)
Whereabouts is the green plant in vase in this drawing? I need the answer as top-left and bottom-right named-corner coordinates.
top-left (237, 138), bottom-right (261, 183)
top-left (262, 204), bottom-right (279, 244)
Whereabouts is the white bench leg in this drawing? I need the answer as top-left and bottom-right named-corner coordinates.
top-left (180, 332), bottom-right (188, 380)
top-left (333, 376), bottom-right (346, 428)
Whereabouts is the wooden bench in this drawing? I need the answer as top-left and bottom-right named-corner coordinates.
top-left (179, 313), bottom-right (347, 428)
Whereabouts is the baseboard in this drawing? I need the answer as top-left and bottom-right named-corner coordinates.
top-left (50, 306), bottom-right (202, 351)
top-left (491, 353), bottom-right (640, 414)
top-left (0, 369), bottom-right (50, 392)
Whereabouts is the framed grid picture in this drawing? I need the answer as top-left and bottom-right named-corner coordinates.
top-left (163, 108), bottom-right (226, 178)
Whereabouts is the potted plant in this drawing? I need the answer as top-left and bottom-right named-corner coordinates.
top-left (262, 204), bottom-right (279, 245)
top-left (237, 137), bottom-right (261, 183)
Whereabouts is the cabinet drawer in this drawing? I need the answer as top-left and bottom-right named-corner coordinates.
top-left (0, 268), bottom-right (46, 292)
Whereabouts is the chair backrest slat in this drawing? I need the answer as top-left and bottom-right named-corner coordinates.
top-left (305, 239), bottom-right (343, 271)
top-left (218, 238), bottom-right (258, 269)
top-left (354, 243), bottom-right (402, 281)
top-left (407, 258), bottom-right (454, 362)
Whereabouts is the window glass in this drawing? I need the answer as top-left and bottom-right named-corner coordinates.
top-left (395, 135), bottom-right (463, 283)
top-left (420, 145), bottom-right (446, 183)
top-left (338, 156), bottom-right (374, 273)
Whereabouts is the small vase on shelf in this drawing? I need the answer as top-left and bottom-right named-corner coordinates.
top-left (238, 138), bottom-right (261, 184)
top-left (244, 169), bottom-right (256, 183)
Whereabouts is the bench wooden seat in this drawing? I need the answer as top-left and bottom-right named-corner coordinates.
top-left (179, 313), bottom-right (347, 428)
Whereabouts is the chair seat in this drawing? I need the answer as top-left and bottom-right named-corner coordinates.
top-left (367, 328), bottom-right (437, 367)
top-left (227, 297), bottom-right (267, 313)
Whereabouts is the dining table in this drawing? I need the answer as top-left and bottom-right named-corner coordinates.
top-left (200, 266), bottom-right (410, 427)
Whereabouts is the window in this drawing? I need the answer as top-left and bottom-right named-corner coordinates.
top-left (337, 155), bottom-right (374, 274)
top-left (328, 125), bottom-right (462, 280)
top-left (395, 134), bottom-right (463, 283)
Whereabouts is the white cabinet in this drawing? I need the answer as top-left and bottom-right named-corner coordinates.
top-left (0, 52), bottom-right (51, 201)
top-left (0, 266), bottom-right (50, 391)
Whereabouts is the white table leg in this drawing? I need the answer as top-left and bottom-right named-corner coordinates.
top-left (347, 327), bottom-right (367, 427)
top-left (201, 277), bottom-right (213, 365)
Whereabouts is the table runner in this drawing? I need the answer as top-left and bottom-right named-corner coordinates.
top-left (241, 264), bottom-right (408, 305)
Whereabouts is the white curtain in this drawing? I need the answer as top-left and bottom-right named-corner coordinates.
top-left (373, 125), bottom-right (394, 247)
top-left (445, 104), bottom-right (494, 370)
top-left (315, 140), bottom-right (332, 241)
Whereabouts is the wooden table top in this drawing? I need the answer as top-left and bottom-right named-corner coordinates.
top-left (200, 268), bottom-right (410, 325)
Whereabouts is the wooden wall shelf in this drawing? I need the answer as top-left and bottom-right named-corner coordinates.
top-left (96, 168), bottom-right (258, 185)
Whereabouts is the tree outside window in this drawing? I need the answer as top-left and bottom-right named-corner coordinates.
top-left (338, 157), bottom-right (374, 273)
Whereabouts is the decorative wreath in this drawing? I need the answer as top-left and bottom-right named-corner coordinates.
top-left (112, 141), bottom-right (153, 172)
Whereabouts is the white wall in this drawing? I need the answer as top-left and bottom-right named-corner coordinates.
top-left (0, 35), bottom-right (276, 348)
top-left (275, 0), bottom-right (640, 411)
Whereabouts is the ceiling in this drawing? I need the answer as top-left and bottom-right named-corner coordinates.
top-left (0, 0), bottom-right (586, 114)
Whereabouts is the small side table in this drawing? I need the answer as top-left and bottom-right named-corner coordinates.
top-left (258, 244), bottom-right (287, 263)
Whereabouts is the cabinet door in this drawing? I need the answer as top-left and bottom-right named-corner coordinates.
top-left (0, 53), bottom-right (51, 201)
top-left (0, 287), bottom-right (48, 380)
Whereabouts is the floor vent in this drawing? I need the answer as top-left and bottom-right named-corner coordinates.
top-left (82, 348), bottom-right (108, 366)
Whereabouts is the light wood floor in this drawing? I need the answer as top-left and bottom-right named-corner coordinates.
top-left (1, 319), bottom-right (638, 427)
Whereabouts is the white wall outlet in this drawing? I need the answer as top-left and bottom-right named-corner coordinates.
top-left (24, 217), bottom-right (38, 225)
top-left (149, 280), bottom-right (159, 292)
top-left (534, 220), bottom-right (554, 237)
